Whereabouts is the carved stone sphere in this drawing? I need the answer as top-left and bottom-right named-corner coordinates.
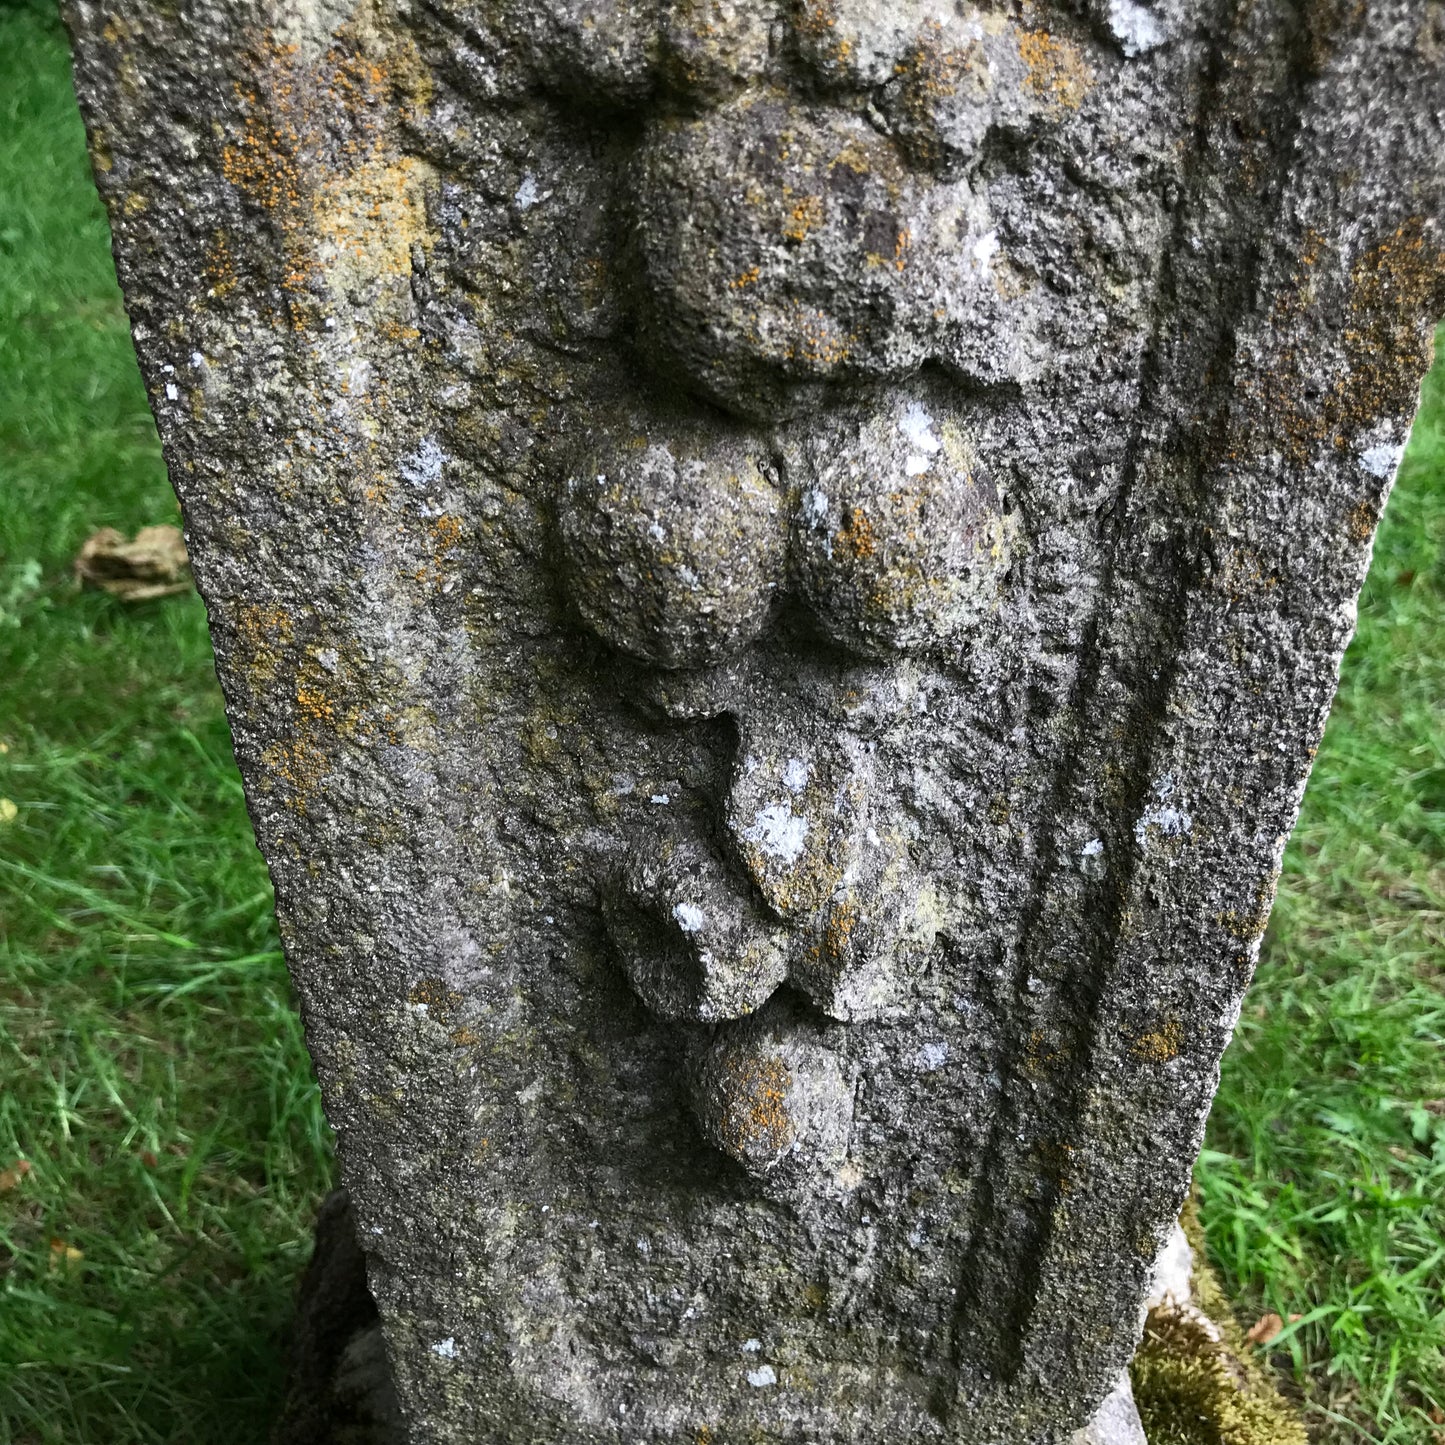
top-left (603, 828), bottom-right (791, 1022)
top-left (793, 0), bottom-right (960, 89)
top-left (490, 0), bottom-right (661, 103)
top-left (791, 390), bottom-right (1012, 655)
top-left (660, 0), bottom-right (772, 99)
top-left (632, 94), bottom-right (930, 417)
top-left (555, 419), bottom-right (788, 668)
top-left (690, 1000), bottom-right (852, 1186)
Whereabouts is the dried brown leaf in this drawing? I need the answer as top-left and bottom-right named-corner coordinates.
top-left (1244, 1311), bottom-right (1285, 1347)
top-left (0, 1159), bottom-right (32, 1192)
top-left (48, 1237), bottom-right (84, 1269)
top-left (74, 525), bottom-right (191, 601)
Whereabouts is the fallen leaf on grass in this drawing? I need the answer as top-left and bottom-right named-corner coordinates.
top-left (0, 798), bottom-right (16, 825)
top-left (74, 525), bottom-right (191, 601)
top-left (48, 1237), bottom-right (84, 1269)
top-left (1245, 1313), bottom-right (1285, 1346)
top-left (0, 1160), bottom-right (32, 1192)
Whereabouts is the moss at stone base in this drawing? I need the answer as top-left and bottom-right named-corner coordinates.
top-left (1131, 1309), bottom-right (1308, 1445)
top-left (1130, 1202), bottom-right (1307, 1445)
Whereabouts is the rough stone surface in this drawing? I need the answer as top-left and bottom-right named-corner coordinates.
top-left (63, 1), bottom-right (1444, 1441)
top-left (1068, 1373), bottom-right (1146, 1445)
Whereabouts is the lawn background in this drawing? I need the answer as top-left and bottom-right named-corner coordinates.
top-left (1, 2), bottom-right (1441, 1440)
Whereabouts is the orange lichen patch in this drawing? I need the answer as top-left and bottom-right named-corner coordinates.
top-left (295, 681), bottom-right (338, 724)
top-left (1345, 498), bottom-right (1378, 541)
top-left (449, 1025), bottom-right (480, 1047)
top-left (891, 24), bottom-right (985, 166)
top-left (220, 42), bottom-right (306, 228)
top-left (794, 0), bottom-right (852, 67)
top-left (1339, 218), bottom-right (1444, 434)
top-left (863, 224), bottom-right (912, 272)
top-left (430, 513), bottom-right (464, 552)
top-left (894, 23), bottom-right (973, 98)
top-left (794, 0), bottom-right (838, 39)
top-left (715, 1053), bottom-right (795, 1163)
top-left (217, 30), bottom-right (434, 305)
top-left (838, 505), bottom-right (878, 560)
top-left (410, 975), bottom-right (463, 1022)
top-left (1132, 1018), bottom-right (1185, 1065)
top-left (779, 305), bottom-right (854, 370)
top-left (383, 28), bottom-right (435, 111)
top-left (1016, 28), bottom-right (1092, 110)
top-left (315, 153), bottom-right (429, 286)
top-left (782, 193), bottom-right (824, 244)
top-left (234, 601), bottom-right (295, 684)
top-left (259, 736), bottom-right (330, 813)
top-left (414, 512), bottom-right (464, 588)
top-left (376, 317), bottom-right (422, 346)
top-left (1242, 220), bottom-right (1442, 475)
top-left (728, 265), bottom-right (760, 290)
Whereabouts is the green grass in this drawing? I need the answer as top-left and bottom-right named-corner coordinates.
top-left (0, 5), bottom-right (334, 1442)
top-left (0, 1), bottom-right (1440, 1440)
top-left (1198, 350), bottom-right (1445, 1441)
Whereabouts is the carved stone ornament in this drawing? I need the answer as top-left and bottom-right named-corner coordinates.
top-left (64, 0), bottom-right (1444, 1440)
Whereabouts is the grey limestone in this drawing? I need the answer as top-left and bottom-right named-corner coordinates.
top-left (62, 0), bottom-right (1445, 1440)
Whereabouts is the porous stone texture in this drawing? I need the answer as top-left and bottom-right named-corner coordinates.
top-left (64, 1), bottom-right (1444, 1441)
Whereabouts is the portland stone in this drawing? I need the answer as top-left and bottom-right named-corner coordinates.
top-left (63, 0), bottom-right (1444, 1440)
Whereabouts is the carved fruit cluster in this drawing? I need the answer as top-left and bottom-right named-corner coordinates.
top-left (555, 390), bottom-right (1011, 667)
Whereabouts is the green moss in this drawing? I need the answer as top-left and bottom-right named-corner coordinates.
top-left (1132, 1310), bottom-right (1308, 1445)
top-left (1130, 1203), bottom-right (1308, 1445)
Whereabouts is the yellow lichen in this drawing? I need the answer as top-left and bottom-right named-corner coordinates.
top-left (1132, 1017), bottom-right (1185, 1064)
top-left (1016, 28), bottom-right (1092, 110)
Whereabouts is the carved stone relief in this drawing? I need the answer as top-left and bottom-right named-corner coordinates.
top-left (63, 0), bottom-right (1445, 1439)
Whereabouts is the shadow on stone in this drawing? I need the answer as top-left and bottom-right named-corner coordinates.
top-left (272, 1191), bottom-right (404, 1445)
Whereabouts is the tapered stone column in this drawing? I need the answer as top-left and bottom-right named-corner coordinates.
top-left (64, 1), bottom-right (1444, 1439)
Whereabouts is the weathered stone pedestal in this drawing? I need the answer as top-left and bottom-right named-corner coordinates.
top-left (65, 0), bottom-right (1443, 1440)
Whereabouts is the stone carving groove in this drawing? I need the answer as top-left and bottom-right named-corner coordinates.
top-left (62, 0), bottom-right (1445, 1439)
